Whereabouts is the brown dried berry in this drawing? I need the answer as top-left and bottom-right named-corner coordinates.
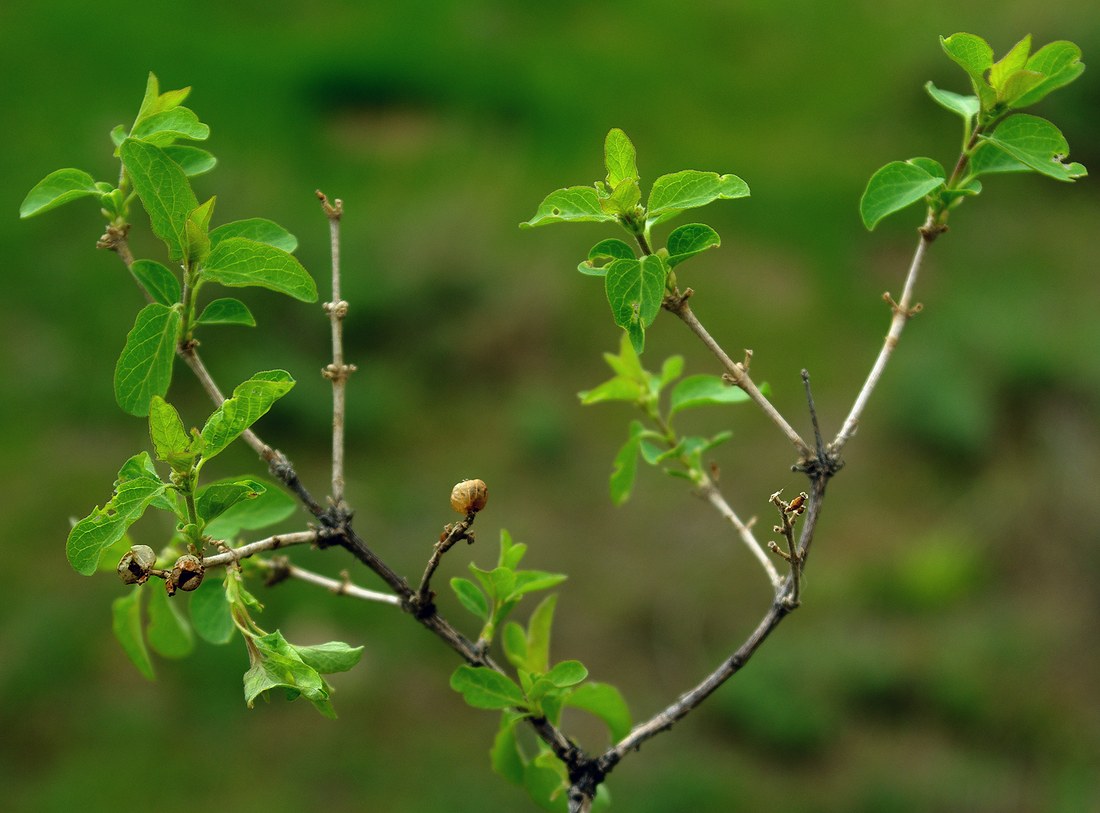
top-left (165, 553), bottom-right (204, 596)
top-left (450, 479), bottom-right (488, 515)
top-left (117, 545), bottom-right (157, 586)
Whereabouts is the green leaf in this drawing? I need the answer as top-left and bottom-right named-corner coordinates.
top-left (859, 159), bottom-right (945, 230)
top-left (131, 260), bottom-right (181, 306)
top-left (544, 660), bottom-right (588, 688)
top-left (988, 35), bottom-right (1032, 94)
top-left (525, 752), bottom-right (570, 812)
top-left (244, 630), bottom-right (334, 718)
top-left (184, 197), bottom-right (215, 265)
top-left (451, 577), bottom-right (490, 620)
top-left (598, 178), bottom-right (642, 217)
top-left (604, 128), bottom-right (639, 188)
top-left (665, 223), bottom-right (721, 268)
top-left (578, 238), bottom-right (636, 276)
top-left (978, 114), bottom-right (1086, 181)
top-left (120, 138), bottom-right (199, 261)
top-left (450, 665), bottom-right (527, 710)
top-left (498, 529), bottom-right (527, 571)
top-left (646, 170), bottom-right (749, 224)
top-left (200, 370), bottom-right (296, 460)
top-left (525, 593), bottom-right (558, 675)
top-left (659, 355), bottom-right (684, 389)
top-left (509, 571), bottom-right (568, 600)
top-left (1012, 40), bottom-right (1086, 108)
top-left (146, 584), bottom-right (195, 659)
top-left (491, 712), bottom-right (527, 786)
top-left (19, 168), bottom-right (100, 218)
top-left (196, 297), bottom-right (256, 327)
top-left (196, 479), bottom-right (265, 524)
top-left (203, 478), bottom-right (296, 538)
top-left (503, 621), bottom-right (529, 669)
top-left (133, 73), bottom-right (190, 125)
top-left (565, 682), bottom-right (632, 742)
top-left (67, 455), bottom-right (167, 575)
top-left (924, 81), bottom-right (980, 121)
top-left (131, 106), bottom-right (210, 146)
top-left (967, 141), bottom-right (1029, 176)
top-left (940, 32), bottom-right (993, 82)
top-left (189, 576), bottom-right (235, 644)
top-left (209, 218), bottom-right (299, 253)
top-left (162, 145), bottom-right (217, 177)
top-left (521, 186), bottom-right (619, 228)
top-left (201, 237), bottom-right (318, 302)
top-left (610, 421), bottom-right (644, 505)
top-left (114, 302), bottom-right (182, 416)
top-left (293, 641), bottom-right (364, 674)
top-left (605, 254), bottom-right (667, 353)
top-left (578, 375), bottom-right (643, 405)
top-left (148, 395), bottom-right (194, 470)
top-left (112, 590), bottom-right (154, 680)
top-left (669, 374), bottom-right (750, 415)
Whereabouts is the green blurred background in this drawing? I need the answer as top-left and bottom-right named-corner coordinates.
top-left (2, 1), bottom-right (1098, 810)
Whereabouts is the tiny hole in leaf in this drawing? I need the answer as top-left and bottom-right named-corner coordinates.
top-left (551, 207), bottom-right (561, 216)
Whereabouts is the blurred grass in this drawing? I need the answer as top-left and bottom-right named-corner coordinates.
top-left (2, 1), bottom-right (1099, 811)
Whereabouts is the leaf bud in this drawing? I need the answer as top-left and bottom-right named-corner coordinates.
top-left (117, 545), bottom-right (157, 586)
top-left (165, 553), bottom-right (204, 596)
top-left (450, 479), bottom-right (488, 515)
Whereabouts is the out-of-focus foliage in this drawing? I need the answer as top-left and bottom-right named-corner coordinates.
top-left (2, 1), bottom-right (1098, 811)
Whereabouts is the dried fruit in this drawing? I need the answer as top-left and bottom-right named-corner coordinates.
top-left (166, 553), bottom-right (204, 596)
top-left (117, 545), bottom-right (157, 585)
top-left (450, 479), bottom-right (488, 515)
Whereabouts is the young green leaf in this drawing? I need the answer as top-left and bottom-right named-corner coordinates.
top-left (525, 593), bottom-right (557, 675)
top-left (646, 170), bottom-right (749, 224)
top-left (967, 141), bottom-right (1029, 176)
top-left (665, 223), bottom-right (721, 268)
top-left (497, 529), bottom-right (527, 571)
top-left (510, 571), bottom-right (568, 600)
top-left (189, 576), bottom-right (235, 644)
top-left (130, 107), bottom-right (210, 146)
top-left (244, 630), bottom-right (334, 718)
top-left (162, 145), bottom-right (217, 177)
top-left (200, 370), bottom-right (296, 460)
top-left (604, 128), bottom-right (639, 188)
top-left (184, 197), bottom-right (216, 265)
top-left (521, 186), bottom-right (619, 228)
top-left (203, 478), bottom-right (296, 538)
top-left (114, 302), bottom-right (183, 416)
top-left (293, 641), bottom-right (365, 674)
top-left (112, 590), bottom-right (155, 680)
top-left (148, 395), bottom-right (194, 471)
top-left (195, 479), bottom-right (266, 524)
top-left (669, 374), bottom-right (752, 416)
top-left (1012, 40), bottom-right (1085, 108)
top-left (543, 660), bottom-right (588, 688)
top-left (131, 260), bottom-right (181, 306)
top-left (120, 138), bottom-right (199, 261)
top-left (450, 665), bottom-right (527, 710)
top-left (451, 577), bottom-right (490, 620)
top-left (605, 254), bottom-right (667, 354)
top-left (209, 218), bottom-right (299, 253)
top-left (578, 376), bottom-right (644, 406)
top-left (978, 114), bottom-right (1087, 181)
top-left (578, 238), bottom-right (636, 276)
top-left (924, 81), bottom-right (980, 122)
top-left (988, 35), bottom-right (1032, 95)
top-left (67, 455), bottom-right (167, 575)
top-left (940, 32), bottom-right (994, 82)
top-left (859, 159), bottom-right (945, 230)
top-left (610, 421), bottom-right (644, 505)
top-left (196, 298), bottom-right (256, 327)
top-left (564, 682), bottom-right (632, 742)
top-left (133, 73), bottom-right (190, 126)
top-left (503, 621), bottom-right (529, 670)
top-left (19, 168), bottom-right (101, 218)
top-left (201, 237), bottom-right (318, 302)
top-left (145, 584), bottom-right (195, 659)
top-left (491, 712), bottom-right (528, 786)
top-left (598, 178), bottom-right (642, 217)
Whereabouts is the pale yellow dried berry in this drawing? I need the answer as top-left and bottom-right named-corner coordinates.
top-left (450, 479), bottom-right (488, 515)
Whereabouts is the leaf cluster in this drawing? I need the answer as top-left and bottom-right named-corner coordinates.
top-left (523, 129), bottom-right (747, 353)
top-left (449, 532), bottom-right (629, 810)
top-left (20, 73), bottom-right (317, 417)
top-left (861, 34), bottom-right (1086, 230)
top-left (579, 334), bottom-right (752, 504)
